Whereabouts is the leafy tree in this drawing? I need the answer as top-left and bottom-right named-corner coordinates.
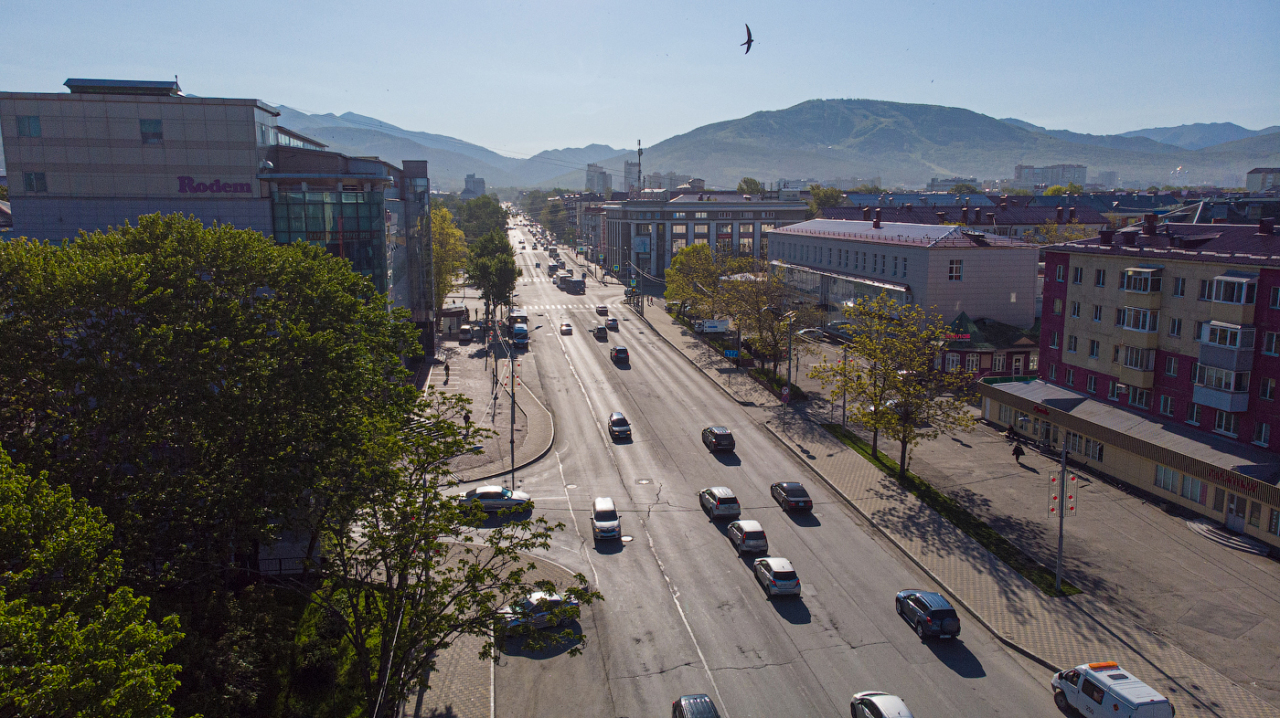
top-left (737, 177), bottom-right (763, 194)
top-left (1146, 185), bottom-right (1161, 192)
top-left (949, 183), bottom-right (980, 195)
top-left (1043, 185), bottom-right (1067, 196)
top-left (664, 244), bottom-right (725, 319)
top-left (466, 229), bottom-right (521, 326)
top-left (849, 184), bottom-right (883, 194)
top-left (807, 185), bottom-right (846, 218)
top-left (296, 391), bottom-right (600, 717)
top-left (1065, 182), bottom-right (1084, 194)
top-left (455, 194), bottom-right (509, 241)
top-left (428, 205), bottom-right (468, 320)
top-left (0, 452), bottom-right (184, 717)
top-left (0, 184), bottom-right (7, 201)
top-left (1034, 219), bottom-right (1096, 245)
top-left (810, 293), bottom-right (902, 457)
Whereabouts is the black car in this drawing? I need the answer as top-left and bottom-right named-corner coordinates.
top-left (607, 411), bottom-right (632, 440)
top-left (701, 426), bottom-right (735, 452)
top-left (672, 694), bottom-right (721, 718)
top-left (770, 482), bottom-right (812, 512)
top-left (610, 346), bottom-right (629, 364)
top-left (895, 589), bottom-right (961, 640)
top-left (594, 325), bottom-right (608, 340)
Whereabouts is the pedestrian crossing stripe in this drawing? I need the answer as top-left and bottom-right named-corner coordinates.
top-left (517, 303), bottom-right (618, 309)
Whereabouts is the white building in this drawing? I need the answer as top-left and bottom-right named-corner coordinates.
top-left (585, 163), bottom-right (612, 194)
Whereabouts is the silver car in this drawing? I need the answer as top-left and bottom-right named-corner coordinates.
top-left (497, 591), bottom-right (579, 630)
top-left (727, 519), bottom-right (768, 555)
top-left (851, 692), bottom-right (914, 718)
top-left (698, 487), bottom-right (740, 518)
top-left (462, 485), bottom-right (531, 513)
top-left (753, 556), bottom-right (800, 597)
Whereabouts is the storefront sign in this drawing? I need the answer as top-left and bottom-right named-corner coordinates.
top-left (1032, 405), bottom-right (1050, 416)
top-left (178, 177), bottom-right (252, 194)
top-left (1202, 466), bottom-right (1261, 495)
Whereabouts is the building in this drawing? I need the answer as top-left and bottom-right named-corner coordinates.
top-left (1012, 164), bottom-right (1088, 191)
top-left (623, 160), bottom-right (641, 192)
top-left (1246, 168), bottom-right (1280, 193)
top-left (460, 173), bottom-right (485, 200)
top-left (926, 176), bottom-right (979, 192)
top-left (602, 190), bottom-right (807, 284)
top-left (997, 216), bottom-right (1280, 551)
top-left (943, 312), bottom-right (1040, 379)
top-left (822, 201), bottom-right (1109, 241)
top-left (777, 178), bottom-right (819, 190)
top-left (767, 218), bottom-right (1039, 328)
top-left (0, 78), bottom-right (437, 352)
top-left (643, 171), bottom-right (691, 190)
top-left (585, 163), bottom-right (612, 195)
top-left (1094, 170), bottom-right (1120, 189)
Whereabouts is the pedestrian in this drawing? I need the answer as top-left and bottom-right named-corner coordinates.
top-left (463, 411), bottom-right (471, 439)
top-left (444, 361), bottom-right (450, 382)
top-left (1012, 443), bottom-right (1025, 463)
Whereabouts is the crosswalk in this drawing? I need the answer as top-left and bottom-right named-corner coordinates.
top-left (522, 275), bottom-right (573, 283)
top-left (517, 303), bottom-right (615, 310)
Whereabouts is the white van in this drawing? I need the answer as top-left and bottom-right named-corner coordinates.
top-left (1052, 662), bottom-right (1175, 718)
top-left (591, 497), bottom-right (621, 540)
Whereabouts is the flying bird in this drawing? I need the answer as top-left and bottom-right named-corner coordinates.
top-left (741, 24), bottom-right (754, 54)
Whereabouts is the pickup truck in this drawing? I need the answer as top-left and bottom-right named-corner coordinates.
top-left (694, 319), bottom-right (730, 334)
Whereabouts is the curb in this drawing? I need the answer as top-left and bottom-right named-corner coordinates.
top-left (757, 417), bottom-right (1061, 674)
top-left (456, 380), bottom-right (557, 485)
top-left (630, 306), bottom-right (772, 408)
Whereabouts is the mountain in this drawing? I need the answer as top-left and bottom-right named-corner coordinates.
top-left (999, 118), bottom-right (1184, 155)
top-left (1119, 122), bottom-right (1280, 151)
top-left (297, 126), bottom-right (525, 188)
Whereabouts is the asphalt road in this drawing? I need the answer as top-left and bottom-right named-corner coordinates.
top-left (491, 223), bottom-right (1055, 717)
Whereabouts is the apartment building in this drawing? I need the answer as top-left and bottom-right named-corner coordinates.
top-left (981, 216), bottom-right (1280, 551)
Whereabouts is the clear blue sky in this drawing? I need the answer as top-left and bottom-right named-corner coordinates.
top-left (3, 0), bottom-right (1277, 158)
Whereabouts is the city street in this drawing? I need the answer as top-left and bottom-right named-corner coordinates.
top-left (487, 223), bottom-right (1053, 717)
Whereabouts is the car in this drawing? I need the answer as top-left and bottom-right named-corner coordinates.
top-left (461, 485), bottom-right (531, 513)
top-left (591, 497), bottom-right (621, 540)
top-left (610, 346), bottom-right (629, 364)
top-left (701, 426), bottom-right (735, 452)
top-left (727, 519), bottom-right (768, 555)
top-left (770, 482), bottom-right (813, 512)
top-left (560, 322), bottom-right (573, 335)
top-left (594, 325), bottom-right (608, 339)
top-left (605, 317), bottom-right (619, 330)
top-left (797, 328), bottom-right (825, 341)
top-left (497, 591), bottom-right (579, 631)
top-left (607, 411), bottom-right (632, 440)
top-left (895, 589), bottom-right (961, 640)
top-left (672, 694), bottom-right (722, 718)
top-left (596, 304), bottom-right (609, 315)
top-left (851, 691), bottom-right (915, 718)
top-left (698, 487), bottom-right (740, 518)
top-left (459, 324), bottom-right (473, 342)
top-left (753, 556), bottom-right (801, 597)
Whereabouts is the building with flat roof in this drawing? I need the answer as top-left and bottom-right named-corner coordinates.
top-left (1013, 163), bottom-right (1087, 192)
top-left (585, 163), bottom-right (611, 195)
top-left (822, 201), bottom-right (1109, 241)
top-left (460, 173), bottom-right (485, 200)
top-left (926, 176), bottom-right (979, 192)
top-left (1246, 168), bottom-right (1280, 193)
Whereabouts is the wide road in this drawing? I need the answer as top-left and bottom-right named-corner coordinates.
top-left (491, 221), bottom-right (1054, 717)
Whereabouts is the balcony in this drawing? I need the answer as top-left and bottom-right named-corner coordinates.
top-left (1122, 290), bottom-right (1162, 310)
top-left (1198, 343), bottom-right (1255, 372)
top-left (1118, 365), bottom-right (1155, 389)
top-left (1121, 328), bottom-right (1160, 349)
top-left (1193, 385), bottom-right (1250, 413)
top-left (1210, 302), bottom-right (1254, 326)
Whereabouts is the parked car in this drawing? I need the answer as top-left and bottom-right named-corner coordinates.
top-left (591, 497), bottom-right (621, 540)
top-left (895, 589), bottom-right (961, 640)
top-left (753, 556), bottom-right (801, 597)
top-left (461, 485), bottom-right (531, 513)
top-left (797, 328), bottom-right (825, 341)
top-left (607, 411), bottom-right (632, 440)
top-left (610, 346), bottom-right (629, 364)
top-left (770, 482), bottom-right (812, 512)
top-left (596, 304), bottom-right (609, 315)
top-left (701, 426), bottom-right (735, 452)
top-left (698, 487), bottom-right (740, 518)
top-left (727, 519), bottom-right (768, 555)
top-left (605, 317), bottom-right (619, 330)
top-left (497, 591), bottom-right (579, 631)
top-left (672, 694), bottom-right (721, 718)
top-left (1052, 661), bottom-right (1175, 718)
top-left (459, 324), bottom-right (473, 342)
top-left (560, 322), bottom-right (573, 335)
top-left (851, 691), bottom-right (915, 718)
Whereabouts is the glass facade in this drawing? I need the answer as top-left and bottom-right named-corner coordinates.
top-left (272, 191), bottom-right (387, 293)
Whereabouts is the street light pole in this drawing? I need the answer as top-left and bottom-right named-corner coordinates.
top-left (1055, 442), bottom-right (1069, 594)
top-left (842, 343), bottom-right (849, 427)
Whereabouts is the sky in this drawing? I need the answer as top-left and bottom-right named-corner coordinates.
top-left (3, 0), bottom-right (1278, 158)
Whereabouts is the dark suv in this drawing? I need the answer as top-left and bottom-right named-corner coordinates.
top-left (610, 346), bottom-right (629, 364)
top-left (701, 426), bottom-right (735, 452)
top-left (895, 589), bottom-right (961, 640)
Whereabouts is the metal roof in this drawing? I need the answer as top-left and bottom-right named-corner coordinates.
top-left (772, 219), bottom-right (1029, 248)
top-left (64, 78), bottom-right (183, 96)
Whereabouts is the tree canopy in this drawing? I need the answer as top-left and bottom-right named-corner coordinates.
top-left (428, 205), bottom-right (468, 317)
top-left (807, 185), bottom-right (846, 217)
top-left (466, 229), bottom-right (521, 324)
top-left (736, 177), bottom-right (763, 194)
top-left (949, 183), bottom-right (980, 194)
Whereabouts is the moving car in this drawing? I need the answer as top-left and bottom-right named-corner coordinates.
top-left (607, 411), bottom-right (632, 440)
top-left (770, 482), bottom-right (812, 512)
top-left (753, 556), bottom-right (801, 597)
top-left (672, 694), bottom-right (721, 718)
top-left (497, 591), bottom-right (579, 631)
top-left (560, 322), bottom-right (573, 335)
top-left (594, 325), bottom-right (608, 340)
top-left (596, 304), bottom-right (609, 315)
top-left (698, 487), bottom-right (740, 518)
top-left (727, 519), bottom-right (768, 555)
top-left (851, 691), bottom-right (915, 718)
top-left (459, 324), bottom-right (473, 342)
top-left (693, 319), bottom-right (729, 334)
top-left (701, 426), bottom-right (735, 452)
top-left (605, 317), bottom-right (619, 330)
top-left (1052, 662), bottom-right (1176, 718)
top-left (797, 328), bottom-right (825, 341)
top-left (895, 589), bottom-right (961, 640)
top-left (462, 485), bottom-right (531, 513)
top-left (591, 497), bottom-right (621, 540)
top-left (610, 346), bottom-right (629, 364)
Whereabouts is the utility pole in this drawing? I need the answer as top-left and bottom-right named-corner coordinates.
top-left (509, 352), bottom-right (517, 492)
top-left (842, 343), bottom-right (849, 428)
top-left (1055, 443), bottom-right (1068, 594)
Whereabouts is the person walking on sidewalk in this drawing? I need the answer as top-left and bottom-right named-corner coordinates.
top-left (1011, 443), bottom-right (1026, 464)
top-left (444, 361), bottom-right (450, 383)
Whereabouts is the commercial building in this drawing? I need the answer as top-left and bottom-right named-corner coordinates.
top-left (585, 163), bottom-right (612, 195)
top-left (1246, 168), bottom-right (1280, 193)
top-left (822, 201), bottom-right (1109, 240)
top-left (767, 217), bottom-right (1039, 329)
top-left (643, 171), bottom-right (690, 190)
top-left (1094, 170), bottom-right (1120, 189)
top-left (986, 216), bottom-right (1280, 551)
top-left (0, 78), bottom-right (437, 352)
top-left (623, 160), bottom-right (641, 192)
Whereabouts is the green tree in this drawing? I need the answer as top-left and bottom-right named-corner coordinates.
top-left (736, 177), bottom-right (763, 194)
top-left (0, 184), bottom-right (8, 201)
top-left (1065, 182), bottom-right (1084, 194)
top-left (807, 184), bottom-right (846, 218)
top-left (811, 293), bottom-right (902, 457)
top-left (466, 229), bottom-right (521, 326)
top-left (428, 205), bottom-right (468, 320)
top-left (950, 183), bottom-right (980, 195)
top-left (1005, 188), bottom-right (1034, 196)
top-left (850, 184), bottom-right (883, 194)
top-left (1147, 186), bottom-right (1161, 192)
top-left (1043, 185), bottom-right (1067, 196)
top-left (1034, 219), bottom-right (1095, 245)
top-left (664, 244), bottom-right (725, 319)
top-left (455, 194), bottom-right (509, 241)
top-left (299, 391), bottom-right (600, 717)
top-left (0, 452), bottom-right (184, 717)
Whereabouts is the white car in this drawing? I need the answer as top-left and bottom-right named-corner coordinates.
top-left (497, 591), bottom-right (579, 630)
top-left (851, 691), bottom-right (914, 718)
top-left (560, 322), bottom-right (573, 335)
top-left (753, 556), bottom-right (800, 597)
top-left (698, 487), bottom-right (740, 518)
top-left (596, 304), bottom-right (609, 315)
top-left (462, 485), bottom-right (530, 513)
top-left (727, 519), bottom-right (768, 555)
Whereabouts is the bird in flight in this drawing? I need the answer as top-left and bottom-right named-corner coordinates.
top-left (741, 24), bottom-right (754, 54)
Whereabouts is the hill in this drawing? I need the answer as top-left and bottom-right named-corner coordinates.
top-left (998, 118), bottom-right (1184, 155)
top-left (1120, 122), bottom-right (1280, 150)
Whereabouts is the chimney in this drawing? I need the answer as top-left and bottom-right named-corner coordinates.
top-left (862, 206), bottom-right (871, 220)
top-left (1143, 213), bottom-right (1157, 236)
top-left (904, 203), bottom-right (913, 212)
top-left (961, 206), bottom-right (969, 224)
top-left (873, 208), bottom-right (882, 229)
top-left (1056, 206), bottom-right (1064, 222)
top-left (986, 212), bottom-right (996, 225)
top-left (1000, 202), bottom-right (1008, 211)
top-left (936, 212), bottom-right (947, 224)
top-left (1011, 198), bottom-right (1019, 207)
top-left (1099, 229), bottom-right (1115, 245)
top-left (1260, 218), bottom-right (1276, 235)
top-left (1069, 207), bottom-right (1077, 223)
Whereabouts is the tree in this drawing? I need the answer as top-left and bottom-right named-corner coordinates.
top-left (807, 185), bottom-right (845, 218)
top-left (428, 205), bottom-right (468, 320)
top-left (737, 177), bottom-right (763, 194)
top-left (466, 229), bottom-right (521, 326)
top-left (0, 452), bottom-right (184, 717)
top-left (455, 194), bottom-right (509, 241)
top-left (1146, 186), bottom-right (1161, 192)
top-left (0, 184), bottom-right (7, 201)
top-left (1065, 182), bottom-right (1084, 194)
top-left (850, 184), bottom-right (883, 194)
top-left (664, 244), bottom-right (725, 320)
top-left (1043, 185), bottom-right (1067, 196)
top-left (950, 183), bottom-right (980, 195)
top-left (298, 390), bottom-right (600, 717)
top-left (1034, 219), bottom-right (1096, 245)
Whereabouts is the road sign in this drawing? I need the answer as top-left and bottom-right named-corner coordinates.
top-left (724, 350), bottom-right (739, 358)
top-left (613, 265), bottom-right (620, 273)
top-left (1066, 474), bottom-right (1077, 515)
top-left (781, 386), bottom-right (790, 403)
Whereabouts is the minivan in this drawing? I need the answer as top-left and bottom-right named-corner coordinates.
top-left (591, 497), bottom-right (621, 540)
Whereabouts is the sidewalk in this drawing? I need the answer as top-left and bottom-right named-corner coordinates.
top-left (635, 307), bottom-right (1278, 718)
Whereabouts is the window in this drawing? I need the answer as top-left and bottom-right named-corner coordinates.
top-left (671, 223), bottom-right (688, 235)
top-left (1049, 332), bottom-right (1059, 349)
top-left (1187, 403), bottom-right (1201, 425)
top-left (948, 259), bottom-right (963, 281)
top-left (17, 115), bottom-right (41, 137)
top-left (1066, 368), bottom-right (1075, 385)
top-left (1093, 305), bottom-right (1103, 322)
top-left (738, 223), bottom-right (754, 235)
top-left (1122, 307), bottom-right (1159, 332)
top-left (139, 119), bottom-right (163, 144)
top-left (827, 247), bottom-right (833, 265)
top-left (1081, 679), bottom-right (1106, 706)
top-left (999, 404), bottom-right (1013, 424)
top-left (693, 223), bottom-right (709, 235)
top-left (1199, 279), bottom-right (1211, 300)
top-left (1070, 301), bottom-right (1081, 318)
top-left (1195, 365), bottom-right (1249, 393)
top-left (1168, 318), bottom-right (1182, 337)
top-left (946, 353), bottom-right (960, 371)
top-left (694, 212), bottom-right (708, 219)
top-left (1088, 340), bottom-right (1099, 358)
top-left (1165, 356), bottom-right (1178, 377)
top-left (1154, 465), bottom-right (1179, 493)
top-left (1249, 500), bottom-right (1262, 527)
top-left (1204, 323), bottom-right (1251, 349)
top-left (717, 212), bottom-right (731, 219)
top-left (1112, 344), bottom-right (1121, 363)
top-left (1115, 308), bottom-right (1125, 326)
top-left (1086, 375), bottom-right (1097, 393)
top-left (1108, 381), bottom-right (1123, 401)
top-left (1067, 336), bottom-right (1078, 353)
top-left (1182, 475), bottom-right (1206, 504)
top-left (1053, 299), bottom-right (1063, 316)
top-left (1264, 332), bottom-right (1279, 356)
top-left (993, 354), bottom-right (1006, 372)
top-left (1255, 422), bottom-right (1271, 447)
top-left (1095, 269), bottom-right (1106, 287)
top-left (1272, 286), bottom-right (1280, 309)
top-left (1072, 267), bottom-right (1084, 284)
top-left (1193, 320), bottom-right (1203, 341)
top-left (1270, 508), bottom-right (1280, 537)
top-left (902, 257), bottom-right (908, 278)
top-left (1215, 410), bottom-right (1239, 437)
top-left (1262, 378), bottom-right (1275, 401)
top-left (1212, 277), bottom-right (1256, 305)
top-left (1048, 363), bottom-right (1057, 380)
top-left (761, 211), bottom-right (775, 219)
top-left (966, 353), bottom-right (979, 372)
top-left (893, 256), bottom-right (899, 276)
top-left (1065, 431), bottom-right (1105, 461)
top-left (1056, 265), bottom-right (1065, 282)
top-left (873, 254), bottom-right (878, 273)
top-left (1214, 487), bottom-right (1226, 512)
top-left (1159, 395), bottom-right (1175, 416)
top-left (1123, 269), bottom-right (1161, 293)
top-left (1129, 388), bottom-right (1151, 409)
top-left (1028, 354), bottom-right (1038, 371)
top-left (22, 172), bottom-right (48, 193)
top-left (672, 212), bottom-right (686, 219)
top-left (1172, 277), bottom-right (1186, 297)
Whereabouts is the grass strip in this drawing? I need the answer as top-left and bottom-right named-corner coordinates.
top-left (821, 423), bottom-right (1081, 597)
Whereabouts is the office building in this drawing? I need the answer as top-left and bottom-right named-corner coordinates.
top-left (585, 163), bottom-right (612, 195)
top-left (623, 161), bottom-right (641, 192)
top-left (823, 201), bottom-right (1109, 241)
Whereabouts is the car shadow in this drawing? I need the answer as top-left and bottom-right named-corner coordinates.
top-left (785, 511), bottom-right (821, 527)
top-left (498, 621), bottom-right (584, 659)
top-left (480, 508), bottom-right (533, 529)
top-left (593, 539), bottom-right (625, 555)
top-left (614, 363), bottom-right (631, 370)
top-left (771, 597), bottom-right (812, 624)
top-left (713, 452), bottom-right (742, 467)
top-left (925, 639), bottom-right (986, 678)
top-left (611, 436), bottom-right (633, 445)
